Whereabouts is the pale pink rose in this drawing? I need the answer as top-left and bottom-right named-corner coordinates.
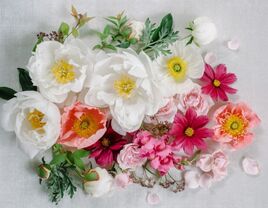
top-left (114, 173), bottom-right (132, 188)
top-left (176, 84), bottom-right (213, 115)
top-left (117, 143), bottom-right (146, 170)
top-left (242, 157), bottom-right (260, 176)
top-left (57, 102), bottom-right (107, 149)
top-left (144, 98), bottom-right (177, 124)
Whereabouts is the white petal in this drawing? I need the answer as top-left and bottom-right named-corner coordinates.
top-left (184, 170), bottom-right (200, 189)
top-left (227, 38), bottom-right (240, 50)
top-left (146, 192), bottom-right (160, 205)
top-left (199, 173), bottom-right (214, 188)
top-left (242, 157), bottom-right (260, 176)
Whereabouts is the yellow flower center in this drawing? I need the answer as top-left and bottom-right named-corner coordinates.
top-left (222, 114), bottom-right (248, 138)
top-left (213, 79), bottom-right (221, 87)
top-left (184, 127), bottom-right (194, 137)
top-left (101, 138), bottom-right (111, 147)
top-left (27, 109), bottom-right (46, 133)
top-left (51, 60), bottom-right (75, 84)
top-left (73, 114), bottom-right (99, 138)
top-left (166, 56), bottom-right (187, 81)
top-left (114, 75), bottom-right (136, 98)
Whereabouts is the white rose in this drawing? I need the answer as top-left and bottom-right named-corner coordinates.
top-left (1, 91), bottom-right (60, 158)
top-left (84, 167), bottom-right (113, 197)
top-left (129, 20), bottom-right (145, 40)
top-left (191, 17), bottom-right (217, 45)
top-left (27, 39), bottom-right (92, 103)
top-left (84, 49), bottom-right (163, 134)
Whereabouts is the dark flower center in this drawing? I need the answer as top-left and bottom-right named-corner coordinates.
top-left (101, 138), bottom-right (111, 147)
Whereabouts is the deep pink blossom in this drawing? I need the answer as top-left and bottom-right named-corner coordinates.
top-left (200, 64), bottom-right (237, 101)
top-left (169, 108), bottom-right (213, 155)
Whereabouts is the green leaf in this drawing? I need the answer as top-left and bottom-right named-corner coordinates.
top-left (84, 170), bottom-right (99, 181)
top-left (73, 149), bottom-right (89, 158)
top-left (72, 27), bottom-right (79, 38)
top-left (32, 36), bottom-right (44, 52)
top-left (103, 25), bottom-right (111, 36)
top-left (0, 87), bottom-right (17, 100)
top-left (105, 44), bottom-right (117, 51)
top-left (73, 157), bottom-right (85, 170)
top-left (117, 41), bottom-right (130, 48)
top-left (59, 22), bottom-right (70, 36)
top-left (93, 44), bottom-right (102, 50)
top-left (17, 68), bottom-right (37, 91)
top-left (152, 13), bottom-right (173, 42)
top-left (50, 153), bottom-right (66, 166)
top-left (186, 36), bottom-right (194, 45)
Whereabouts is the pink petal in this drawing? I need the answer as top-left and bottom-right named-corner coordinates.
top-left (199, 172), bottom-right (214, 188)
top-left (221, 73), bottom-right (237, 85)
top-left (221, 84), bottom-right (237, 94)
top-left (242, 157), bottom-right (260, 175)
top-left (218, 88), bottom-right (229, 101)
top-left (95, 150), bottom-right (114, 167)
top-left (215, 64), bottom-right (227, 79)
top-left (191, 115), bottom-right (209, 129)
top-left (201, 84), bottom-right (214, 95)
top-left (146, 192), bottom-right (160, 205)
top-left (227, 38), bottom-right (240, 50)
top-left (204, 64), bottom-right (215, 79)
top-left (204, 52), bottom-right (217, 65)
top-left (185, 108), bottom-right (197, 125)
top-left (184, 170), bottom-right (200, 189)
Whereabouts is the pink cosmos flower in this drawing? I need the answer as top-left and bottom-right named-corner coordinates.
top-left (200, 64), bottom-right (237, 101)
top-left (176, 84), bottom-right (213, 115)
top-left (58, 102), bottom-right (107, 149)
top-left (213, 102), bottom-right (260, 150)
top-left (196, 150), bottom-right (229, 182)
top-left (117, 143), bottom-right (146, 170)
top-left (169, 108), bottom-right (213, 155)
top-left (86, 123), bottom-right (127, 168)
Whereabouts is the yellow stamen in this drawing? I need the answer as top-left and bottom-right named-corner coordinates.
top-left (166, 56), bottom-right (187, 81)
top-left (101, 138), bottom-right (110, 147)
top-left (185, 127), bottom-right (194, 137)
top-left (51, 60), bottom-right (75, 84)
top-left (114, 75), bottom-right (136, 98)
top-left (73, 114), bottom-right (99, 138)
top-left (213, 79), bottom-right (221, 87)
top-left (222, 114), bottom-right (248, 138)
top-left (27, 109), bottom-right (46, 133)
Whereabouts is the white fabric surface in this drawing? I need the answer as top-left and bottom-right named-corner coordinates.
top-left (0, 0), bottom-right (267, 207)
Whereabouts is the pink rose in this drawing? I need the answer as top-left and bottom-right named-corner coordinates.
top-left (144, 98), bottom-right (177, 124)
top-left (114, 173), bottom-right (132, 188)
top-left (58, 102), bottom-right (107, 149)
top-left (117, 143), bottom-right (146, 170)
top-left (196, 150), bottom-right (229, 181)
top-left (177, 84), bottom-right (213, 115)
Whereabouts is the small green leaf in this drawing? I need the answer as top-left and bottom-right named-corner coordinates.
top-left (32, 36), bottom-right (44, 52)
top-left (84, 170), bottom-right (99, 181)
top-left (59, 22), bottom-right (70, 36)
top-left (0, 87), bottom-right (17, 100)
top-left (117, 41), bottom-right (130, 48)
top-left (17, 68), bottom-right (37, 91)
top-left (72, 27), bottom-right (79, 37)
top-left (105, 44), bottom-right (117, 51)
top-left (93, 44), bottom-right (102, 50)
top-left (103, 25), bottom-right (110, 36)
top-left (186, 36), bottom-right (194, 45)
top-left (74, 157), bottom-right (85, 170)
top-left (73, 149), bottom-right (89, 158)
top-left (129, 38), bottom-right (137, 45)
top-left (50, 153), bottom-right (66, 166)
top-left (121, 27), bottom-right (132, 37)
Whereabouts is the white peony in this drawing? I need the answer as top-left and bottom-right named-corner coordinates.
top-left (191, 17), bottom-right (217, 45)
top-left (153, 41), bottom-right (204, 97)
top-left (27, 39), bottom-right (92, 103)
top-left (128, 20), bottom-right (145, 40)
top-left (84, 49), bottom-right (163, 134)
top-left (1, 91), bottom-right (61, 158)
top-left (84, 167), bottom-right (113, 197)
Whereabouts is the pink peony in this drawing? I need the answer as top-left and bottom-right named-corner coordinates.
top-left (200, 64), bottom-right (237, 101)
top-left (176, 84), bottom-right (213, 115)
top-left (169, 108), bottom-right (213, 155)
top-left (58, 102), bottom-right (107, 149)
top-left (196, 150), bottom-right (229, 181)
top-left (213, 102), bottom-right (260, 150)
top-left (117, 143), bottom-right (146, 170)
top-left (114, 173), bottom-right (132, 188)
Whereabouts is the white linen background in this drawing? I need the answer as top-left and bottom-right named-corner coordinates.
top-left (0, 0), bottom-right (267, 207)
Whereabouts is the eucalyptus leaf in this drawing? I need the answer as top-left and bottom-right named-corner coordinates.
top-left (17, 68), bottom-right (37, 91)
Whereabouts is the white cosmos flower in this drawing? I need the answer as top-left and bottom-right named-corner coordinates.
top-left (84, 49), bottom-right (163, 134)
top-left (153, 41), bottom-right (204, 97)
top-left (1, 91), bottom-right (61, 158)
top-left (27, 39), bottom-right (92, 103)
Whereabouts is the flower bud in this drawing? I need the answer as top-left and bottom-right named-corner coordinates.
top-left (37, 164), bottom-right (51, 180)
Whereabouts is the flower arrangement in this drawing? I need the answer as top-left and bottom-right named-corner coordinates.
top-left (0, 6), bottom-right (261, 205)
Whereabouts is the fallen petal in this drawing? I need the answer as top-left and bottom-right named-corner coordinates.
top-left (199, 172), bottom-right (214, 188)
top-left (227, 38), bottom-right (240, 50)
top-left (242, 157), bottom-right (260, 176)
top-left (184, 170), bottom-right (200, 189)
top-left (146, 192), bottom-right (160, 205)
top-left (204, 52), bottom-right (217, 64)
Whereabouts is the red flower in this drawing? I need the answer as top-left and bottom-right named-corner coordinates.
top-left (85, 123), bottom-right (127, 168)
top-left (169, 108), bottom-right (213, 155)
top-left (200, 64), bottom-right (237, 101)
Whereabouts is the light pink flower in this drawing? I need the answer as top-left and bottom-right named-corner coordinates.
top-left (144, 98), bottom-right (177, 124)
top-left (58, 102), bottom-right (107, 149)
top-left (196, 150), bottom-right (229, 181)
top-left (114, 173), bottom-right (132, 188)
top-left (117, 143), bottom-right (146, 170)
top-left (176, 84), bottom-right (213, 115)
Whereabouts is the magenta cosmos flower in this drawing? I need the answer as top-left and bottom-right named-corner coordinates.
top-left (200, 64), bottom-right (237, 101)
top-left (85, 123), bottom-right (127, 168)
top-left (169, 108), bottom-right (213, 155)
